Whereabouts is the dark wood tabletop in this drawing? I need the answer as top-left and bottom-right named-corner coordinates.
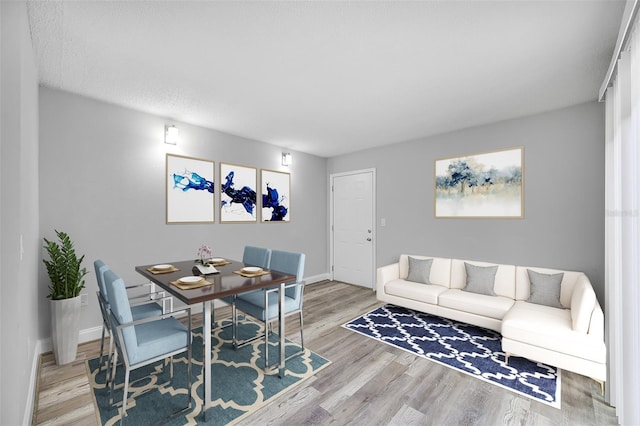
top-left (135, 259), bottom-right (296, 305)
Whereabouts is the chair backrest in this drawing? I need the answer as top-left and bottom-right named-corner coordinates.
top-left (270, 250), bottom-right (305, 301)
top-left (104, 269), bottom-right (137, 362)
top-left (94, 259), bottom-right (110, 300)
top-left (243, 246), bottom-right (271, 269)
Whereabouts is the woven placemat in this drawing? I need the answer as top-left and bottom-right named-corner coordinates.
top-left (233, 269), bottom-right (271, 278)
top-left (146, 265), bottom-right (180, 274)
top-left (170, 278), bottom-right (212, 290)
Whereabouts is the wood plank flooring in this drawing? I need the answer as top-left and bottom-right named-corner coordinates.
top-left (33, 281), bottom-right (619, 425)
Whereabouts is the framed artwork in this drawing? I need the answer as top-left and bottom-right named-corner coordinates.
top-left (220, 162), bottom-right (258, 223)
top-left (261, 169), bottom-right (290, 222)
top-left (434, 147), bottom-right (523, 218)
top-left (166, 154), bottom-right (215, 224)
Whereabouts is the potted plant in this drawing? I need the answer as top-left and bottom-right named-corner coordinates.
top-left (43, 230), bottom-right (88, 365)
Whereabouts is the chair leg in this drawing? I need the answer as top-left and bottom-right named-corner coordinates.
top-left (122, 368), bottom-right (131, 418)
top-left (187, 312), bottom-right (193, 410)
top-left (109, 352), bottom-right (118, 406)
top-left (264, 321), bottom-right (270, 370)
top-left (232, 301), bottom-right (238, 349)
top-left (98, 324), bottom-right (107, 373)
top-left (299, 311), bottom-right (305, 351)
top-left (105, 337), bottom-right (114, 387)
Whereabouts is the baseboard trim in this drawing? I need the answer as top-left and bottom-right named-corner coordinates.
top-left (305, 273), bottom-right (330, 284)
top-left (25, 339), bottom-right (45, 426)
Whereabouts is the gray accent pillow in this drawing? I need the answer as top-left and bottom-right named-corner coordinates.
top-left (462, 263), bottom-right (497, 296)
top-left (527, 269), bottom-right (564, 308)
top-left (407, 257), bottom-right (433, 284)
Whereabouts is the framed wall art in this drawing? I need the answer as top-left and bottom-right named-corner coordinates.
top-left (220, 162), bottom-right (258, 223)
top-left (166, 153), bottom-right (215, 224)
top-left (261, 169), bottom-right (290, 222)
top-left (435, 147), bottom-right (523, 218)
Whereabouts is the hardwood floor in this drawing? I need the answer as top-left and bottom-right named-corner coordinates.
top-left (33, 281), bottom-right (619, 425)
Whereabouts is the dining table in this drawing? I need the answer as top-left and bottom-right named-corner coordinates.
top-left (134, 258), bottom-right (296, 417)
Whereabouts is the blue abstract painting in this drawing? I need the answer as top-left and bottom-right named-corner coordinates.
top-left (166, 154), bottom-right (215, 223)
top-left (261, 169), bottom-right (290, 222)
top-left (220, 163), bottom-right (257, 222)
top-left (435, 147), bottom-right (523, 218)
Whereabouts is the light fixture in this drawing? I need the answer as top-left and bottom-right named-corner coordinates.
top-left (282, 152), bottom-right (292, 166)
top-left (165, 125), bottom-right (179, 145)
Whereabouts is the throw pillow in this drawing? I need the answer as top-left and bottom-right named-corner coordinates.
top-left (407, 257), bottom-right (433, 284)
top-left (527, 269), bottom-right (564, 308)
top-left (462, 263), bottom-right (497, 296)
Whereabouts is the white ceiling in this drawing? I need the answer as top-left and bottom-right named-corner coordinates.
top-left (27, 1), bottom-right (625, 158)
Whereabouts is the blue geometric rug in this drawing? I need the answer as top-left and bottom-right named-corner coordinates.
top-left (86, 320), bottom-right (331, 425)
top-left (343, 304), bottom-right (561, 408)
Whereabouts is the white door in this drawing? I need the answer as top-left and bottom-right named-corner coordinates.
top-left (331, 169), bottom-right (375, 288)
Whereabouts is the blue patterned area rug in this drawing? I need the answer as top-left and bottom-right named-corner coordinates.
top-left (86, 320), bottom-right (330, 425)
top-left (343, 304), bottom-right (561, 408)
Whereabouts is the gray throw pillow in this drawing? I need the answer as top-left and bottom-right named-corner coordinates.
top-left (527, 269), bottom-right (564, 308)
top-left (407, 257), bottom-right (433, 284)
top-left (462, 263), bottom-right (497, 296)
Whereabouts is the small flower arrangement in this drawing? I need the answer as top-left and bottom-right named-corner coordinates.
top-left (197, 244), bottom-right (212, 264)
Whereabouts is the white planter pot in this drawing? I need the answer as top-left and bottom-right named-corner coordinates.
top-left (50, 295), bottom-right (81, 365)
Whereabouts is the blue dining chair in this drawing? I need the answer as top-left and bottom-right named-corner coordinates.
top-left (94, 260), bottom-right (172, 374)
top-left (105, 269), bottom-right (192, 420)
top-left (211, 246), bottom-right (271, 329)
top-left (243, 246), bottom-right (271, 268)
top-left (233, 249), bottom-right (305, 371)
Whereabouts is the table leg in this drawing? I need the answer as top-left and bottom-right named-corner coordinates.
top-left (278, 282), bottom-right (285, 378)
top-left (203, 301), bottom-right (212, 420)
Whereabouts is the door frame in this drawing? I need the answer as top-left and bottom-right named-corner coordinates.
top-left (329, 168), bottom-right (377, 288)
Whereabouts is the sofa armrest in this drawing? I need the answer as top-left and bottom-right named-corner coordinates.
top-left (376, 263), bottom-right (399, 294)
top-left (570, 274), bottom-right (597, 333)
top-left (588, 301), bottom-right (605, 341)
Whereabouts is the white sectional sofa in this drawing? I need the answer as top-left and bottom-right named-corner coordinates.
top-left (376, 254), bottom-right (606, 389)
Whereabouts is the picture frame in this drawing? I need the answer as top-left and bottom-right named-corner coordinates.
top-left (166, 153), bottom-right (215, 224)
top-left (220, 162), bottom-right (258, 223)
top-left (434, 147), bottom-right (524, 218)
top-left (261, 169), bottom-right (290, 222)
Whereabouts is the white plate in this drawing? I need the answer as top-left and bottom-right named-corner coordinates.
top-left (152, 264), bottom-right (172, 271)
top-left (241, 266), bottom-right (263, 274)
top-left (211, 258), bottom-right (225, 263)
top-left (178, 276), bottom-right (204, 284)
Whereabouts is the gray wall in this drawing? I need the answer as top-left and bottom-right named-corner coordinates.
top-left (0, 2), bottom-right (41, 424)
top-left (328, 101), bottom-right (606, 304)
top-left (38, 88), bottom-right (328, 341)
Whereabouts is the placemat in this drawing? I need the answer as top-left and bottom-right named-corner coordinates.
top-left (146, 265), bottom-right (180, 274)
top-left (233, 269), bottom-right (271, 278)
top-left (170, 278), bottom-right (212, 290)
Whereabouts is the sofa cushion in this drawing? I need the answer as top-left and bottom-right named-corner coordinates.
top-left (438, 289), bottom-right (514, 320)
top-left (385, 279), bottom-right (447, 305)
top-left (407, 257), bottom-right (433, 284)
top-left (462, 262), bottom-right (497, 296)
top-left (399, 255), bottom-right (452, 287)
top-left (451, 259), bottom-right (516, 299)
top-left (515, 266), bottom-right (583, 307)
top-left (502, 301), bottom-right (606, 363)
top-left (527, 269), bottom-right (564, 308)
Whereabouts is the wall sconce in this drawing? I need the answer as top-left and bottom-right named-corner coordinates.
top-left (282, 152), bottom-right (292, 166)
top-left (165, 125), bottom-right (179, 145)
